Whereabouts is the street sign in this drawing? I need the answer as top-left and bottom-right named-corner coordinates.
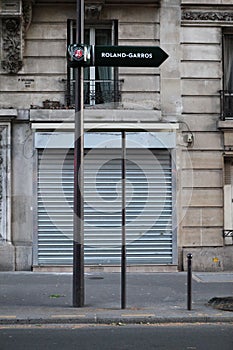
top-left (68, 45), bottom-right (168, 67)
top-left (94, 45), bottom-right (168, 67)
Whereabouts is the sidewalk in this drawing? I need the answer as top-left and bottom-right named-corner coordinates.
top-left (0, 272), bottom-right (232, 325)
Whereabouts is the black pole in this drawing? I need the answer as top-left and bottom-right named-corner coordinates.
top-left (187, 253), bottom-right (192, 311)
top-left (73, 0), bottom-right (84, 307)
top-left (121, 131), bottom-right (126, 309)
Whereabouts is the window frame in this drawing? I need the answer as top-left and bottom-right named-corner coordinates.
top-left (67, 19), bottom-right (119, 107)
top-left (223, 28), bottom-right (233, 92)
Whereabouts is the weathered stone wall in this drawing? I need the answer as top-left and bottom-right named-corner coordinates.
top-left (0, 0), bottom-right (233, 270)
top-left (0, 2), bottom-right (161, 112)
top-left (179, 0), bottom-right (233, 269)
top-left (11, 122), bottom-right (33, 271)
top-left (0, 121), bottom-right (14, 271)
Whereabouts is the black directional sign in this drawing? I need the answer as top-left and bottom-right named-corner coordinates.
top-left (94, 45), bottom-right (168, 67)
top-left (68, 44), bottom-right (168, 68)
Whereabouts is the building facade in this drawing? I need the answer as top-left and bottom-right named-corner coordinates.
top-left (0, 0), bottom-right (233, 272)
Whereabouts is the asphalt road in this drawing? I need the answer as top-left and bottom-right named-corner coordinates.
top-left (0, 323), bottom-right (232, 350)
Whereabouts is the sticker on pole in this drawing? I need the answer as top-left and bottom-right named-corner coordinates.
top-left (67, 44), bottom-right (92, 67)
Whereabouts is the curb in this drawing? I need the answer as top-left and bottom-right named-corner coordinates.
top-left (1, 315), bottom-right (233, 325)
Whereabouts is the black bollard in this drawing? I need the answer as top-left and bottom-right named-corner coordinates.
top-left (187, 253), bottom-right (193, 310)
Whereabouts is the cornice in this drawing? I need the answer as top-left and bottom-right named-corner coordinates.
top-left (182, 10), bottom-right (233, 22)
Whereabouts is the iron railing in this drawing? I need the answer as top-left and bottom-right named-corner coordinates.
top-left (220, 90), bottom-right (233, 120)
top-left (66, 79), bottom-right (123, 108)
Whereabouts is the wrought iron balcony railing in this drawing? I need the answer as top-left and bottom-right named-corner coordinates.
top-left (220, 90), bottom-right (233, 120)
top-left (66, 79), bottom-right (123, 108)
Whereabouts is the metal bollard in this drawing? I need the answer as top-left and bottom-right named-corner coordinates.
top-left (187, 253), bottom-right (193, 310)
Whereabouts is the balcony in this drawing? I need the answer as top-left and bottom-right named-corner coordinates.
top-left (220, 90), bottom-right (233, 120)
top-left (218, 90), bottom-right (233, 148)
top-left (66, 79), bottom-right (123, 109)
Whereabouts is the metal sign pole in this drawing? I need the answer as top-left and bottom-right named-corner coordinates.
top-left (121, 131), bottom-right (126, 309)
top-left (67, 9), bottom-right (169, 309)
top-left (73, 0), bottom-right (84, 307)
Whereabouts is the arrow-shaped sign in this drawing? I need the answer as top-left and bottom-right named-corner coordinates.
top-left (94, 45), bottom-right (168, 67)
top-left (68, 45), bottom-right (168, 68)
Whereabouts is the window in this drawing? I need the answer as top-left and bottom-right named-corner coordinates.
top-left (223, 33), bottom-right (233, 92)
top-left (221, 30), bottom-right (233, 119)
top-left (67, 20), bottom-right (121, 107)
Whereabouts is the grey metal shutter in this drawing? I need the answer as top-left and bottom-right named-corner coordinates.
top-left (37, 149), bottom-right (74, 264)
top-left (37, 148), bottom-right (173, 265)
top-left (125, 150), bottom-right (173, 264)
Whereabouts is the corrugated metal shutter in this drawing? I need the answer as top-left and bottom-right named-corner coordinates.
top-left (84, 149), bottom-right (122, 264)
top-left (37, 148), bottom-right (173, 265)
top-left (125, 150), bottom-right (173, 264)
top-left (37, 150), bottom-right (74, 264)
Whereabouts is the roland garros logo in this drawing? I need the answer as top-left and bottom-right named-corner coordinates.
top-left (73, 46), bottom-right (84, 60)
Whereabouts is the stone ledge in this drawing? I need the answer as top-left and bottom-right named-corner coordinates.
top-left (0, 243), bottom-right (15, 271)
top-left (217, 120), bottom-right (233, 130)
top-left (15, 245), bottom-right (32, 271)
top-left (183, 246), bottom-right (233, 272)
top-left (29, 108), bottom-right (162, 122)
top-left (0, 109), bottom-right (17, 119)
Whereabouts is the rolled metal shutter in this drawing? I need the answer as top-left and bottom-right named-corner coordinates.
top-left (37, 148), bottom-right (173, 265)
top-left (125, 149), bottom-right (173, 264)
top-left (37, 149), bottom-right (74, 264)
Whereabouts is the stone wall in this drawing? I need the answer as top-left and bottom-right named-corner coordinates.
top-left (179, 0), bottom-right (233, 269)
top-left (0, 0), bottom-right (233, 270)
top-left (0, 2), bottom-right (162, 112)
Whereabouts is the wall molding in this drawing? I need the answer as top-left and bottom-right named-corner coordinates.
top-left (0, 124), bottom-right (11, 243)
top-left (182, 10), bottom-right (233, 22)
